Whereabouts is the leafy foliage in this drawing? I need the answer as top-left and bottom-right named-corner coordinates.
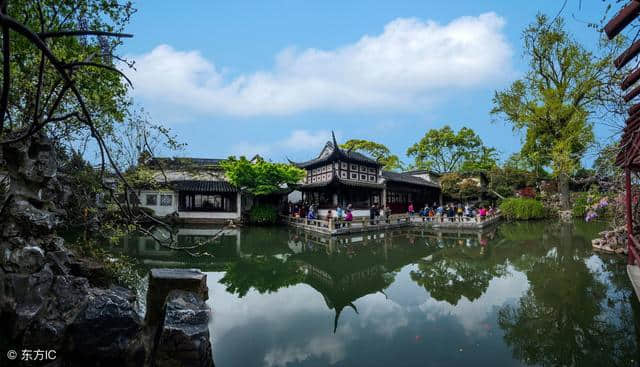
top-left (249, 204), bottom-right (278, 225)
top-left (499, 198), bottom-right (547, 220)
top-left (340, 139), bottom-right (402, 171)
top-left (440, 172), bottom-right (483, 199)
top-left (1, 1), bottom-right (135, 147)
top-left (220, 156), bottom-right (305, 196)
top-left (406, 125), bottom-right (496, 174)
top-left (487, 166), bottom-right (538, 198)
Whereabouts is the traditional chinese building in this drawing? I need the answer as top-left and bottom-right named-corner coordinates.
top-left (289, 134), bottom-right (441, 216)
top-left (133, 157), bottom-right (244, 223)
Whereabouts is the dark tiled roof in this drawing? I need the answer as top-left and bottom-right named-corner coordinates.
top-left (170, 180), bottom-right (237, 193)
top-left (148, 157), bottom-right (224, 169)
top-left (292, 142), bottom-right (378, 168)
top-left (402, 169), bottom-right (441, 177)
top-left (382, 171), bottom-right (440, 188)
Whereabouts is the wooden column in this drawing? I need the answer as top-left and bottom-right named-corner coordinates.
top-left (627, 167), bottom-right (635, 265)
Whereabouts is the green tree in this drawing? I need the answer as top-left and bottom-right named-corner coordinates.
top-left (220, 156), bottom-right (305, 196)
top-left (406, 125), bottom-right (492, 174)
top-left (460, 146), bottom-right (499, 172)
top-left (593, 142), bottom-right (620, 179)
top-left (340, 139), bottom-right (402, 171)
top-left (0, 1), bottom-right (134, 147)
top-left (491, 14), bottom-right (615, 209)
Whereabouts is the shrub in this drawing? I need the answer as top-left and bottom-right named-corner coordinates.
top-left (517, 187), bottom-right (536, 198)
top-left (499, 197), bottom-right (547, 220)
top-left (249, 204), bottom-right (278, 225)
top-left (572, 192), bottom-right (589, 218)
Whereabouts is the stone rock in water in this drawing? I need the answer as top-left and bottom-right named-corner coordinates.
top-left (146, 268), bottom-right (208, 326)
top-left (153, 290), bottom-right (213, 367)
top-left (65, 286), bottom-right (145, 367)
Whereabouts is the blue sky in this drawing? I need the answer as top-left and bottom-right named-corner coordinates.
top-left (121, 0), bottom-right (615, 167)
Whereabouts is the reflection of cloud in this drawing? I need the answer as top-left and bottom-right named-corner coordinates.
top-left (263, 334), bottom-right (347, 367)
top-left (418, 266), bottom-right (529, 336)
top-left (207, 272), bottom-right (326, 338)
top-left (355, 293), bottom-right (409, 338)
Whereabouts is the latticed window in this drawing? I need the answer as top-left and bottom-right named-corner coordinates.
top-left (160, 194), bottom-right (173, 206)
top-left (146, 194), bottom-right (157, 206)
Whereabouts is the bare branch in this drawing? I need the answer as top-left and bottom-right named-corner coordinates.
top-left (38, 30), bottom-right (133, 39)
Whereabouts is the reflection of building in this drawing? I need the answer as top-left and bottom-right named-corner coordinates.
top-left (121, 227), bottom-right (242, 269)
top-left (133, 157), bottom-right (243, 223)
top-left (288, 133), bottom-right (441, 216)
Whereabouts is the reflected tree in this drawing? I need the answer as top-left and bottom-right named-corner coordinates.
top-left (498, 222), bottom-right (638, 366)
top-left (410, 241), bottom-right (508, 305)
top-left (220, 256), bottom-right (304, 297)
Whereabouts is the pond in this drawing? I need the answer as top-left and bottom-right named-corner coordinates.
top-left (106, 221), bottom-right (639, 367)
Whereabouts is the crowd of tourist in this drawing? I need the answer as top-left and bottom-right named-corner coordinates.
top-left (288, 201), bottom-right (498, 224)
top-left (414, 202), bottom-right (497, 222)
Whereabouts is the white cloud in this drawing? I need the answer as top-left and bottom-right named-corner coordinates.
top-left (128, 13), bottom-right (513, 117)
top-left (230, 129), bottom-right (333, 158)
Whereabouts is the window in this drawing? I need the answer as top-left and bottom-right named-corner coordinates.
top-left (312, 177), bottom-right (317, 183)
top-left (360, 174), bottom-right (367, 180)
top-left (321, 174), bottom-right (326, 181)
top-left (321, 166), bottom-right (326, 173)
top-left (146, 194), bottom-right (157, 206)
top-left (160, 194), bottom-right (173, 206)
top-left (341, 171), bottom-right (347, 179)
top-left (369, 167), bottom-right (376, 173)
top-left (351, 164), bottom-right (358, 170)
top-left (334, 162), bottom-right (339, 169)
top-left (327, 173), bottom-right (332, 180)
top-left (350, 172), bottom-right (358, 179)
top-left (341, 162), bottom-right (348, 169)
top-left (369, 175), bottom-right (375, 182)
top-left (360, 165), bottom-right (367, 172)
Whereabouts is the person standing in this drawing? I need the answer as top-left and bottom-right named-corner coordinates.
top-left (408, 202), bottom-right (415, 218)
top-left (370, 203), bottom-right (377, 225)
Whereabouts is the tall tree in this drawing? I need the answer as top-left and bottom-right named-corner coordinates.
top-left (340, 139), bottom-right (403, 171)
top-left (491, 14), bottom-right (617, 209)
top-left (406, 125), bottom-right (492, 174)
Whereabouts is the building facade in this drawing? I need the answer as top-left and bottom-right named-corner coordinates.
top-left (133, 157), bottom-right (243, 223)
top-left (289, 135), bottom-right (441, 217)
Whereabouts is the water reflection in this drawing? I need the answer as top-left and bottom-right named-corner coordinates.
top-left (109, 221), bottom-right (639, 367)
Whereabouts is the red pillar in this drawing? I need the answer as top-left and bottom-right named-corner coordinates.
top-left (627, 167), bottom-right (634, 265)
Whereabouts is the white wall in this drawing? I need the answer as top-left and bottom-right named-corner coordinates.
top-left (138, 190), bottom-right (178, 216)
top-left (138, 190), bottom-right (241, 219)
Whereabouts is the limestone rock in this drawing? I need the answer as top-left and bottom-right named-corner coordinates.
top-left (23, 275), bottom-right (90, 350)
top-left (152, 290), bottom-right (213, 367)
top-left (0, 266), bottom-right (53, 339)
top-left (146, 268), bottom-right (208, 326)
top-left (66, 286), bottom-right (145, 367)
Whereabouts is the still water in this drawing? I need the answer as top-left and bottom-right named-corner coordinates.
top-left (110, 221), bottom-right (639, 367)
